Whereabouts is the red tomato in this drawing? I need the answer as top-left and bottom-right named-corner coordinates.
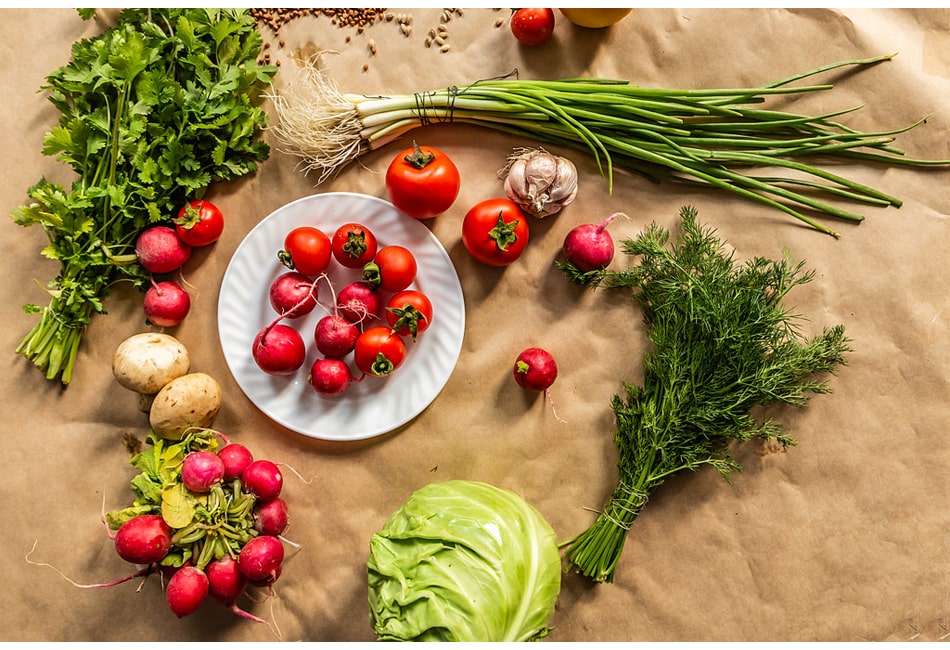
top-left (385, 141), bottom-right (461, 220)
top-left (461, 198), bottom-right (529, 266)
top-left (354, 326), bottom-right (408, 377)
top-left (363, 245), bottom-right (417, 293)
top-left (510, 8), bottom-right (556, 47)
top-left (332, 222), bottom-right (378, 268)
top-left (279, 226), bottom-right (332, 276)
top-left (174, 200), bottom-right (224, 247)
top-left (386, 289), bottom-right (433, 341)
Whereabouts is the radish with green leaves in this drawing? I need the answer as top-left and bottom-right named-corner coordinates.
top-left (557, 212), bottom-right (626, 285)
top-left (242, 459), bottom-right (284, 501)
top-left (218, 443), bottom-right (254, 482)
top-left (113, 514), bottom-right (172, 565)
top-left (254, 497), bottom-right (290, 536)
top-left (181, 450), bottom-right (226, 493)
top-left (238, 535), bottom-right (285, 583)
top-left (165, 565), bottom-right (209, 618)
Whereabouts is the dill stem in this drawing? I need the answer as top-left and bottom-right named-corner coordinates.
top-left (563, 486), bottom-right (645, 584)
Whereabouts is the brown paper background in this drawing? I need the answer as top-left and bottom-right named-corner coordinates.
top-left (2, 7), bottom-right (949, 642)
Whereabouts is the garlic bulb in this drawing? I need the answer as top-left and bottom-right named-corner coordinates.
top-left (501, 148), bottom-right (578, 218)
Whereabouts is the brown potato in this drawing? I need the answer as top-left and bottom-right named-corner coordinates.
top-left (112, 333), bottom-right (191, 412)
top-left (149, 372), bottom-right (222, 440)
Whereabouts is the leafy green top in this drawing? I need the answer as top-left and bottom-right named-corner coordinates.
top-left (11, 9), bottom-right (276, 383)
top-left (562, 206), bottom-right (851, 582)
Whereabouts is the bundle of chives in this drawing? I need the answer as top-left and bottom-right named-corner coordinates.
top-left (269, 53), bottom-right (948, 237)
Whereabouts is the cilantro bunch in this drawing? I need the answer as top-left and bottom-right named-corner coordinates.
top-left (561, 206), bottom-right (851, 583)
top-left (11, 9), bottom-right (276, 383)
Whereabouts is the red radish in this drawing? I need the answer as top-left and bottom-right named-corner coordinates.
top-left (165, 565), bottom-right (209, 618)
top-left (337, 281), bottom-right (380, 324)
top-left (205, 556), bottom-right (275, 630)
top-left (562, 212), bottom-right (624, 272)
top-left (252, 323), bottom-right (306, 375)
top-left (114, 514), bottom-right (172, 565)
top-left (218, 443), bottom-right (254, 482)
top-left (254, 497), bottom-right (289, 536)
top-left (181, 450), bottom-right (225, 493)
top-left (249, 563), bottom-right (283, 588)
top-left (143, 279), bottom-right (190, 327)
top-left (513, 347), bottom-right (565, 422)
top-left (237, 535), bottom-right (285, 583)
top-left (242, 459), bottom-right (283, 501)
top-left (136, 225), bottom-right (192, 274)
top-left (308, 357), bottom-right (354, 397)
top-left (269, 271), bottom-right (319, 319)
top-left (314, 314), bottom-right (359, 357)
top-left (205, 556), bottom-right (248, 605)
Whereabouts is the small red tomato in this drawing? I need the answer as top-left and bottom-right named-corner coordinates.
top-left (174, 199), bottom-right (224, 247)
top-left (279, 226), bottom-right (332, 276)
top-left (461, 198), bottom-right (529, 266)
top-left (354, 326), bottom-right (408, 377)
top-left (331, 222), bottom-right (378, 268)
top-left (510, 8), bottom-right (556, 47)
top-left (363, 245), bottom-right (417, 293)
top-left (385, 141), bottom-right (461, 220)
top-left (385, 289), bottom-right (433, 341)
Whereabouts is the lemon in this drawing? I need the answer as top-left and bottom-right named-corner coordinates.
top-left (559, 8), bottom-right (633, 28)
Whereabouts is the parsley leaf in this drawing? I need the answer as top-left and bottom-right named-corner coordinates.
top-left (11, 9), bottom-right (276, 383)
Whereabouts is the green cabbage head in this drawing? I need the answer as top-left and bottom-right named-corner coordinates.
top-left (367, 479), bottom-right (562, 641)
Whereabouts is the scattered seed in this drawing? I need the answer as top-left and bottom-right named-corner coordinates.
top-left (440, 43), bottom-right (451, 53)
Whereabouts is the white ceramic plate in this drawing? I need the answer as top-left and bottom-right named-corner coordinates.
top-left (217, 192), bottom-right (465, 441)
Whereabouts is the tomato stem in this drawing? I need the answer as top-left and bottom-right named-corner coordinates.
top-left (488, 211), bottom-right (521, 252)
top-left (403, 140), bottom-right (436, 169)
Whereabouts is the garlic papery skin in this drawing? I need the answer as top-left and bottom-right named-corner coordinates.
top-left (502, 148), bottom-right (578, 218)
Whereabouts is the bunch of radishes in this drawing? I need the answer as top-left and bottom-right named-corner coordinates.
top-left (134, 199), bottom-right (225, 327)
top-left (105, 429), bottom-right (290, 629)
top-left (252, 221), bottom-right (434, 398)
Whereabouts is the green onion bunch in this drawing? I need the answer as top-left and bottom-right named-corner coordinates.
top-left (271, 53), bottom-right (948, 238)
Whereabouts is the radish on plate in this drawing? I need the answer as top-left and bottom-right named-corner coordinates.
top-left (337, 281), bottom-right (380, 324)
top-left (308, 357), bottom-right (356, 397)
top-left (314, 314), bottom-right (359, 358)
top-left (252, 323), bottom-right (306, 376)
top-left (269, 271), bottom-right (320, 319)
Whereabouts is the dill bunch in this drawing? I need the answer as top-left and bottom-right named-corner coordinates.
top-left (562, 206), bottom-right (851, 583)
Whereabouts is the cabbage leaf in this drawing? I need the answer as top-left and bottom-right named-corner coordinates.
top-left (367, 480), bottom-right (561, 641)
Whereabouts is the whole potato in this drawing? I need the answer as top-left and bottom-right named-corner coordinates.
top-left (149, 372), bottom-right (222, 440)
